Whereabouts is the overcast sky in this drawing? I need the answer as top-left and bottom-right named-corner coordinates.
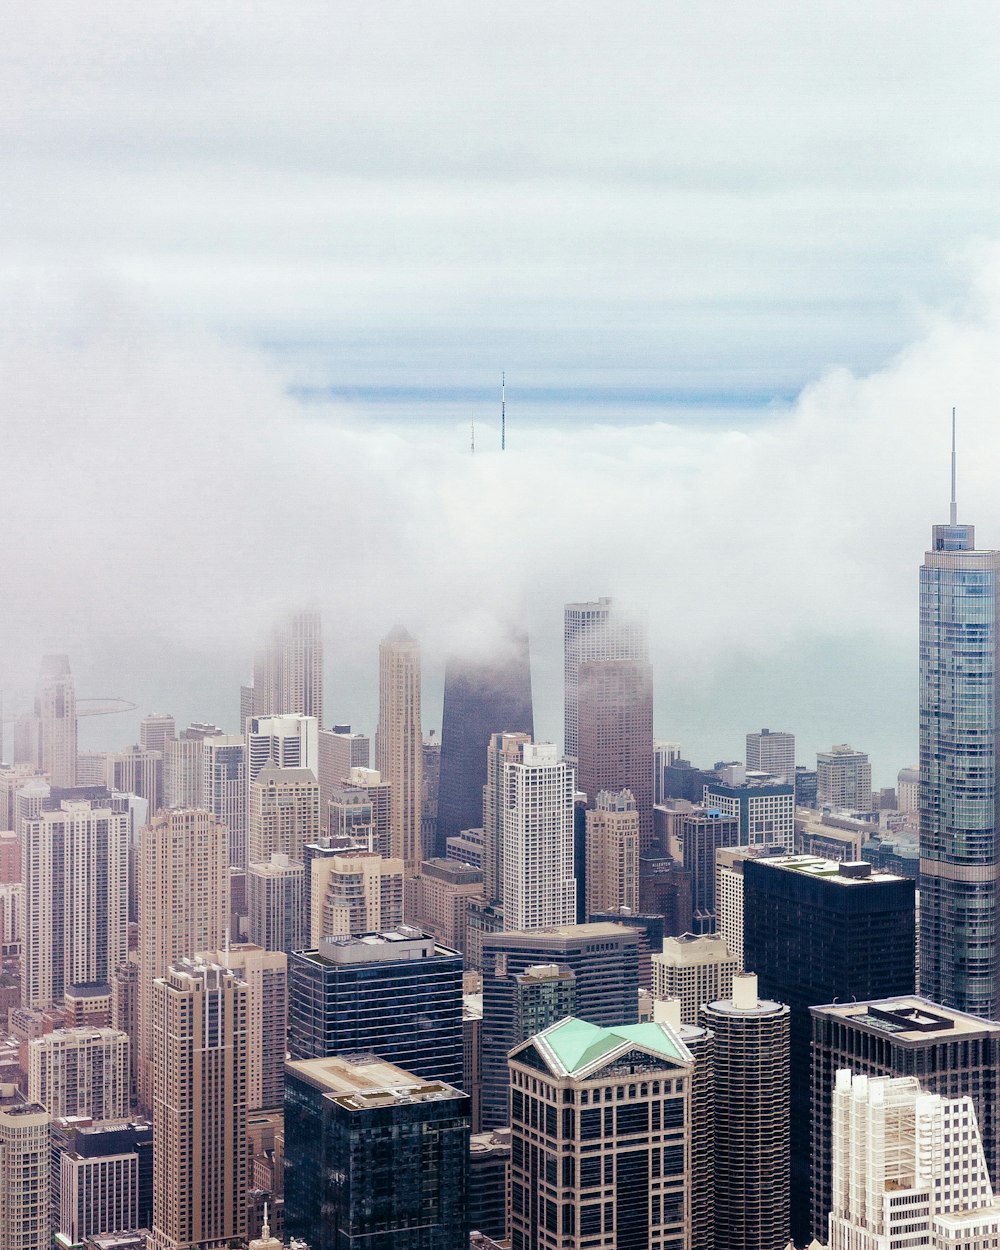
top-left (5, 3), bottom-right (1000, 783)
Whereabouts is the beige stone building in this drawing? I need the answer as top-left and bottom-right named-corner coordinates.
top-left (27, 1026), bottom-right (129, 1120)
top-left (377, 627), bottom-right (423, 872)
top-left (248, 765), bottom-right (320, 865)
top-left (406, 857), bottom-right (484, 955)
top-left (652, 932), bottom-right (740, 1024)
top-left (584, 789), bottom-right (639, 918)
top-left (309, 851), bottom-right (404, 944)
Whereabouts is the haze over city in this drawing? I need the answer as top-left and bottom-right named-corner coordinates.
top-left (6, 2), bottom-right (1000, 775)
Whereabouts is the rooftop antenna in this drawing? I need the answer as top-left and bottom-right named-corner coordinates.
top-left (950, 406), bottom-right (958, 525)
top-left (501, 372), bottom-right (506, 451)
top-left (471, 412), bottom-right (475, 456)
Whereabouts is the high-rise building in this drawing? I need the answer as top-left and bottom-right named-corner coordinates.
top-left (508, 1016), bottom-right (694, 1249)
top-left (51, 1117), bottom-right (153, 1247)
top-left (652, 932), bottom-right (739, 1024)
top-left (377, 627), bottom-right (423, 872)
top-left (248, 765), bottom-right (320, 865)
top-left (920, 484), bottom-right (1000, 1018)
top-left (139, 713), bottom-right (176, 754)
top-left (654, 741), bottom-right (682, 806)
top-left (810, 996), bottom-right (1000, 1241)
top-left (468, 1130), bottom-right (510, 1244)
top-left (284, 1053), bottom-right (470, 1250)
top-left (151, 957), bottom-right (247, 1250)
top-left (479, 961), bottom-right (576, 1131)
top-left (563, 597), bottom-right (647, 765)
top-left (500, 741), bottom-right (576, 931)
top-left (745, 729), bottom-right (795, 784)
top-left (0, 1087), bottom-right (50, 1250)
top-left (700, 973), bottom-right (791, 1250)
top-left (247, 853), bottom-right (307, 955)
top-left (482, 731), bottom-right (532, 907)
top-left (21, 789), bottom-right (129, 1009)
top-left (251, 609), bottom-right (324, 725)
top-left (422, 728), bottom-right (441, 858)
top-left (27, 1026), bottom-right (129, 1119)
top-left (578, 658), bottom-right (655, 849)
top-left (704, 769), bottom-right (795, 852)
top-left (743, 854), bottom-right (916, 1241)
top-left (245, 715), bottom-right (319, 790)
top-left (287, 927), bottom-right (464, 1087)
top-left (326, 769), bottom-right (392, 855)
top-left (308, 851), bottom-right (404, 944)
top-left (105, 746), bottom-right (163, 815)
top-left (163, 735), bottom-right (202, 810)
top-left (202, 735), bottom-right (247, 868)
top-left (714, 844), bottom-right (783, 968)
top-left (826, 1069), bottom-right (1000, 1249)
top-left (666, 805), bottom-right (740, 934)
top-left (317, 726), bottom-right (369, 833)
top-left (198, 944), bottom-right (287, 1112)
top-left (137, 809), bottom-right (230, 1108)
top-left (437, 632), bottom-right (534, 858)
top-left (34, 654), bottom-right (78, 787)
top-left (816, 743), bottom-right (873, 811)
top-left (584, 788), bottom-right (639, 917)
top-left (479, 923), bottom-right (640, 1130)
top-left (896, 765), bottom-right (920, 815)
top-left (406, 857), bottom-right (484, 956)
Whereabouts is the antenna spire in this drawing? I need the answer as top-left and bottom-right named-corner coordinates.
top-left (950, 406), bottom-right (958, 526)
top-left (471, 412), bottom-right (475, 456)
top-left (501, 372), bottom-right (506, 451)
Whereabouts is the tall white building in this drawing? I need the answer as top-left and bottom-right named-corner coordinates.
top-left (27, 1027), bottom-right (130, 1120)
top-left (251, 608), bottom-right (324, 725)
top-left (563, 597), bottom-right (647, 765)
top-left (817, 744), bottom-right (873, 811)
top-left (654, 740), bottom-right (682, 805)
top-left (500, 741), bottom-right (576, 931)
top-left (34, 654), bottom-right (78, 787)
top-left (21, 793), bottom-right (129, 1009)
top-left (826, 1069), bottom-right (1000, 1249)
top-left (0, 1087), bottom-right (50, 1250)
top-left (246, 715), bottom-right (318, 789)
top-left (202, 735), bottom-right (247, 869)
top-left (897, 766), bottom-right (920, 815)
top-left (745, 729), bottom-right (795, 784)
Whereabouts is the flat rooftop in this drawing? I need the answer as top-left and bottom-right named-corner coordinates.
top-left (751, 854), bottom-right (907, 885)
top-left (286, 1053), bottom-right (462, 1111)
top-left (812, 996), bottom-right (1000, 1039)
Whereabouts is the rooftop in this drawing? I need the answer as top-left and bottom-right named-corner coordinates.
top-left (812, 995), bottom-right (1000, 1038)
top-left (286, 1052), bottom-right (462, 1111)
top-left (752, 854), bottom-right (906, 885)
top-left (527, 1016), bottom-right (692, 1078)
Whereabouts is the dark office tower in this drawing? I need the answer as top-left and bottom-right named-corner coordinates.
top-left (287, 926), bottom-right (464, 1087)
top-left (590, 909), bottom-right (665, 990)
top-left (285, 1053), bottom-right (470, 1250)
top-left (564, 597), bottom-right (647, 766)
top-left (51, 1117), bottom-right (153, 1246)
top-left (508, 1017), bottom-right (693, 1250)
top-left (422, 730), bottom-right (442, 857)
top-left (469, 1130), bottom-right (510, 1243)
top-left (479, 962), bottom-right (576, 1130)
top-left (437, 631), bottom-right (534, 860)
top-left (743, 854), bottom-right (915, 1242)
top-left (920, 446), bottom-right (1000, 1017)
top-left (669, 807), bottom-right (740, 934)
top-left (700, 973), bottom-right (791, 1250)
top-left (809, 995), bottom-right (1000, 1241)
top-left (479, 923), bottom-right (639, 1129)
top-left (639, 848), bottom-right (694, 935)
top-left (577, 659), bottom-right (655, 850)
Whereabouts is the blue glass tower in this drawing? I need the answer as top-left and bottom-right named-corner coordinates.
top-left (919, 413), bottom-right (1000, 1017)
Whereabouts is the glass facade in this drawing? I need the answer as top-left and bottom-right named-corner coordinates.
top-left (919, 525), bottom-right (1000, 1018)
top-left (284, 1070), bottom-right (470, 1250)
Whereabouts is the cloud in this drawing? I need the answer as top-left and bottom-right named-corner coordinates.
top-left (5, 254), bottom-right (1000, 782)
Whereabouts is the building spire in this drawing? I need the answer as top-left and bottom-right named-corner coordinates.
top-left (950, 406), bottom-right (957, 526)
top-left (501, 372), bottom-right (506, 451)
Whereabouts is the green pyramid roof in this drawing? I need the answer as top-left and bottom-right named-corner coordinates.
top-left (533, 1017), bottom-right (690, 1077)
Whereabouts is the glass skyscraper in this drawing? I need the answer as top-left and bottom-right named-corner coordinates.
top-left (919, 505), bottom-right (1000, 1018)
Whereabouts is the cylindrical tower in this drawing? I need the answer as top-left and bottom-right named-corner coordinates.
top-left (700, 971), bottom-right (790, 1250)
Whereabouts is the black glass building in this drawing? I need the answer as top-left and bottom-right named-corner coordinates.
top-left (285, 1053), bottom-right (470, 1250)
top-left (436, 631), bottom-right (534, 860)
top-left (287, 926), bottom-right (464, 1088)
top-left (743, 855), bottom-right (916, 1242)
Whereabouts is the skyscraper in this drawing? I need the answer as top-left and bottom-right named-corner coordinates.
top-left (105, 746), bottom-right (164, 814)
top-left (745, 728), bottom-right (795, 783)
top-left (563, 597), bottom-right (647, 765)
top-left (436, 630), bottom-right (534, 858)
top-left (377, 627), bottom-right (423, 872)
top-left (584, 788), bottom-right (639, 917)
top-left (317, 725), bottom-right (369, 832)
top-left (0, 1087), bottom-right (50, 1250)
top-left (247, 853), bottom-right (307, 954)
top-left (742, 854), bottom-right (916, 1241)
top-left (826, 1070), bottom-right (1000, 1249)
top-left (704, 769), bottom-right (795, 852)
top-left (500, 741), bottom-right (576, 931)
top-left (21, 788), bottom-right (129, 1009)
top-left (308, 851), bottom-right (404, 944)
top-left (920, 452), bottom-right (1000, 1018)
top-left (811, 996), bottom-right (1000, 1240)
top-left (251, 609), bottom-right (324, 725)
top-left (245, 715), bottom-right (319, 789)
top-left (137, 809), bottom-right (230, 1107)
top-left (34, 654), bottom-right (77, 787)
top-left (27, 1026), bottom-right (130, 1119)
top-left (248, 765), bottom-right (320, 865)
top-left (139, 712), bottom-right (176, 754)
top-left (652, 932), bottom-right (739, 1024)
top-left (816, 743), bottom-right (873, 811)
top-left (577, 657), bottom-right (655, 848)
top-left (202, 735), bottom-right (247, 868)
top-left (151, 957), bottom-right (248, 1250)
top-left (482, 731), bottom-right (532, 907)
top-left (700, 973), bottom-right (791, 1250)
top-left (508, 1017), bottom-right (694, 1249)
top-left (667, 805), bottom-right (740, 934)
top-left (284, 1053), bottom-right (470, 1250)
top-left (51, 1117), bottom-right (153, 1247)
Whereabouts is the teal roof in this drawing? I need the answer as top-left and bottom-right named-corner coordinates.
top-left (534, 1017), bottom-right (690, 1077)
